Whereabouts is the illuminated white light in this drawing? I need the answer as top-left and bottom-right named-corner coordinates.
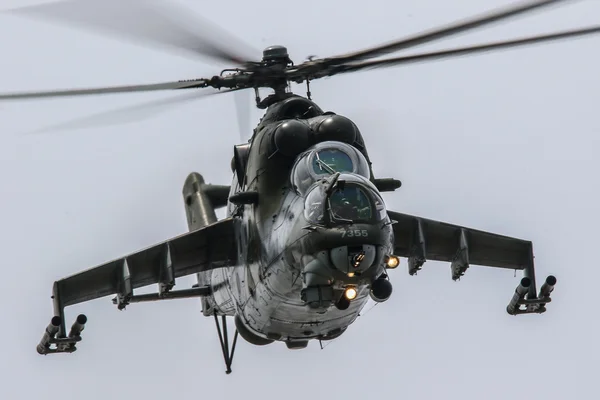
top-left (344, 287), bottom-right (358, 300)
top-left (347, 272), bottom-right (355, 278)
top-left (386, 255), bottom-right (400, 269)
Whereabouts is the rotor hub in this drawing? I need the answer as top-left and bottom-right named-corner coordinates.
top-left (262, 45), bottom-right (291, 64)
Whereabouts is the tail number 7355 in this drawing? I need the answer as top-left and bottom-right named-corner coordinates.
top-left (342, 229), bottom-right (368, 238)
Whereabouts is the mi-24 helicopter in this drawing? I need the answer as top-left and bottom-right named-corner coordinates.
top-left (3, 0), bottom-right (598, 374)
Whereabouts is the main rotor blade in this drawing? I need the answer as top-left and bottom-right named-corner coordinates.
top-left (0, 79), bottom-right (209, 101)
top-left (26, 87), bottom-right (241, 133)
top-left (5, 0), bottom-right (258, 65)
top-left (234, 90), bottom-right (251, 141)
top-left (328, 26), bottom-right (600, 76)
top-left (320, 0), bottom-right (571, 65)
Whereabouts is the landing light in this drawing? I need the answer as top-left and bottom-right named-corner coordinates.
top-left (344, 286), bottom-right (358, 301)
top-left (386, 255), bottom-right (400, 269)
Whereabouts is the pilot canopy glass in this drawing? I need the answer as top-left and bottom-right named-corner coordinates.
top-left (291, 141), bottom-right (370, 195)
top-left (311, 149), bottom-right (353, 175)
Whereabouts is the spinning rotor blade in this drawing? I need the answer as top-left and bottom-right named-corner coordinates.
top-left (5, 0), bottom-right (257, 65)
top-left (27, 87), bottom-right (241, 133)
top-left (318, 0), bottom-right (570, 65)
top-left (326, 26), bottom-right (600, 76)
top-left (234, 90), bottom-right (252, 141)
top-left (0, 79), bottom-right (209, 100)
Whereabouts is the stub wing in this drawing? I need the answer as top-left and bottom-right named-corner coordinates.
top-left (387, 211), bottom-right (556, 314)
top-left (388, 211), bottom-right (533, 275)
top-left (38, 217), bottom-right (240, 354)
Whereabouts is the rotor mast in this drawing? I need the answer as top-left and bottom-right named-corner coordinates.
top-left (254, 45), bottom-right (295, 108)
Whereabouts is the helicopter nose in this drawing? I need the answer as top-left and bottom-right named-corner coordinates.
top-left (329, 244), bottom-right (377, 274)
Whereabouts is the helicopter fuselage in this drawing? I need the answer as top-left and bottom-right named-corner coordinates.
top-left (196, 95), bottom-right (396, 347)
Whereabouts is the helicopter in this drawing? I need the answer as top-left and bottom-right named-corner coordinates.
top-left (2, 0), bottom-right (597, 374)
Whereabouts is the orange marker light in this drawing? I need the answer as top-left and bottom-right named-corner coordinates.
top-left (344, 287), bottom-right (358, 300)
top-left (386, 255), bottom-right (400, 269)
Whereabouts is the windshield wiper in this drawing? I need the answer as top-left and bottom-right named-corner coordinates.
top-left (327, 198), bottom-right (353, 225)
top-left (325, 172), bottom-right (341, 196)
top-left (323, 174), bottom-right (353, 224)
top-left (315, 153), bottom-right (336, 174)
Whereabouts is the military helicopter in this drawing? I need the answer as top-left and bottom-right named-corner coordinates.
top-left (3, 0), bottom-right (598, 374)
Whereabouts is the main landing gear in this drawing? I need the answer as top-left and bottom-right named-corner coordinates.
top-left (213, 312), bottom-right (239, 374)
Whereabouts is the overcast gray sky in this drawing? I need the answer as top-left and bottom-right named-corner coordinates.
top-left (1, 0), bottom-right (599, 399)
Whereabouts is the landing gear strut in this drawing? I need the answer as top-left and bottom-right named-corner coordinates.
top-left (213, 312), bottom-right (239, 374)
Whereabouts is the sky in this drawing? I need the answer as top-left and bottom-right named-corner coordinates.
top-left (1, 0), bottom-right (599, 399)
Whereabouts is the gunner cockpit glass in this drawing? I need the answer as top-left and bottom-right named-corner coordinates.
top-left (304, 173), bottom-right (388, 225)
top-left (304, 185), bottom-right (326, 223)
top-left (328, 186), bottom-right (372, 222)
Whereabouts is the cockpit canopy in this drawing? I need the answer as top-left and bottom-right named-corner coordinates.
top-left (291, 141), bottom-right (370, 195)
top-left (329, 185), bottom-right (374, 221)
top-left (304, 173), bottom-right (387, 225)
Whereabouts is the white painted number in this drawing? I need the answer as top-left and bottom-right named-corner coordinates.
top-left (342, 229), bottom-right (368, 238)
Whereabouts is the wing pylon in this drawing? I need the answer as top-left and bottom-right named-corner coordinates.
top-left (387, 211), bottom-right (556, 315)
top-left (37, 217), bottom-right (240, 355)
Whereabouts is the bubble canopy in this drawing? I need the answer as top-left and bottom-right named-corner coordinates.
top-left (291, 141), bottom-right (370, 195)
top-left (304, 173), bottom-right (387, 225)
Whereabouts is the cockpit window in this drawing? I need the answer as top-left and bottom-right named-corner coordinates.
top-left (304, 185), bottom-right (326, 223)
top-left (304, 174), bottom-right (388, 225)
top-left (312, 149), bottom-right (353, 175)
top-left (329, 186), bottom-right (372, 222)
top-left (291, 141), bottom-right (370, 195)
